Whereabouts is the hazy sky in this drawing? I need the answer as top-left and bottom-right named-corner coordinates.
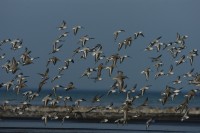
top-left (0, 0), bottom-right (200, 92)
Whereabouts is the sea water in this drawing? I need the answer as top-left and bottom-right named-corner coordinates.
top-left (0, 89), bottom-right (200, 108)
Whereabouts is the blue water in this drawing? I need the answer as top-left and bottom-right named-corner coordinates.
top-left (0, 89), bottom-right (200, 108)
top-left (0, 119), bottom-right (200, 133)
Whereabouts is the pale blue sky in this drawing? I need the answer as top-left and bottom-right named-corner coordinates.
top-left (0, 0), bottom-right (200, 91)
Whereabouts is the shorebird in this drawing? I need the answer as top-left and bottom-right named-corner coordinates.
top-left (72, 25), bottom-right (84, 35)
top-left (3, 79), bottom-right (15, 91)
top-left (176, 32), bottom-right (188, 45)
top-left (58, 65), bottom-right (68, 74)
top-left (187, 49), bottom-right (198, 66)
top-left (118, 41), bottom-right (124, 51)
top-left (64, 58), bottom-right (74, 68)
top-left (134, 31), bottom-right (144, 39)
top-left (93, 63), bottom-right (104, 82)
top-left (173, 76), bottom-right (182, 84)
top-left (171, 87), bottom-right (183, 101)
top-left (10, 39), bottom-right (23, 50)
top-left (144, 45), bottom-right (154, 51)
top-left (2, 100), bottom-right (10, 110)
top-left (120, 55), bottom-right (131, 64)
top-left (28, 92), bottom-right (39, 102)
top-left (75, 98), bottom-right (86, 107)
top-left (105, 64), bottom-right (115, 77)
top-left (113, 30), bottom-right (125, 41)
top-left (62, 115), bottom-right (70, 125)
top-left (38, 68), bottom-right (49, 79)
top-left (100, 118), bottom-right (109, 123)
top-left (146, 118), bottom-right (155, 130)
top-left (114, 117), bottom-right (127, 125)
top-left (49, 42), bottom-right (63, 54)
top-left (14, 80), bottom-right (27, 94)
top-left (72, 47), bottom-right (81, 57)
top-left (0, 38), bottom-right (11, 45)
top-left (113, 71), bottom-right (128, 92)
top-left (154, 42), bottom-right (164, 52)
top-left (107, 81), bottom-right (118, 95)
top-left (133, 111), bottom-right (142, 118)
top-left (0, 53), bottom-right (5, 60)
top-left (1, 60), bottom-right (11, 73)
top-left (106, 53), bottom-right (120, 66)
top-left (9, 57), bottom-right (20, 74)
top-left (130, 84), bottom-right (137, 93)
top-left (52, 85), bottom-right (64, 96)
top-left (20, 54), bottom-right (39, 66)
top-left (162, 42), bottom-right (174, 50)
top-left (123, 37), bottom-right (133, 49)
top-left (183, 68), bottom-right (194, 78)
top-left (58, 20), bottom-right (67, 30)
top-left (42, 113), bottom-right (50, 126)
top-left (148, 36), bottom-right (162, 48)
top-left (181, 109), bottom-right (189, 122)
top-left (150, 54), bottom-right (162, 62)
top-left (92, 47), bottom-right (104, 63)
top-left (42, 94), bottom-right (52, 106)
top-left (168, 47), bottom-right (181, 58)
top-left (37, 77), bottom-right (49, 93)
top-left (46, 56), bottom-right (60, 66)
top-left (138, 97), bottom-right (148, 107)
top-left (81, 67), bottom-right (96, 78)
top-left (141, 67), bottom-right (151, 81)
top-left (51, 74), bottom-right (63, 83)
top-left (54, 38), bottom-right (64, 44)
top-left (105, 102), bottom-right (114, 110)
top-left (161, 85), bottom-right (172, 98)
top-left (92, 94), bottom-right (104, 103)
top-left (63, 96), bottom-right (72, 106)
top-left (175, 98), bottom-right (189, 113)
top-left (123, 91), bottom-right (132, 106)
top-left (140, 85), bottom-right (152, 96)
top-left (78, 35), bottom-right (94, 47)
top-left (166, 65), bottom-right (174, 76)
top-left (78, 47), bottom-right (91, 59)
top-left (184, 89), bottom-right (199, 101)
top-left (154, 61), bottom-right (163, 71)
top-left (175, 55), bottom-right (185, 66)
top-left (58, 32), bottom-right (69, 39)
top-left (154, 70), bottom-right (165, 79)
top-left (50, 98), bottom-right (60, 107)
top-left (63, 82), bottom-right (76, 91)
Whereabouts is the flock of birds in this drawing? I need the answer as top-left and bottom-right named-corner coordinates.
top-left (0, 20), bottom-right (200, 130)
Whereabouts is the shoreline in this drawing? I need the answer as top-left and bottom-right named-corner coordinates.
top-left (1, 105), bottom-right (200, 122)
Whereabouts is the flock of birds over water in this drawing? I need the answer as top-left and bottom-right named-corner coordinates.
top-left (0, 20), bottom-right (200, 130)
